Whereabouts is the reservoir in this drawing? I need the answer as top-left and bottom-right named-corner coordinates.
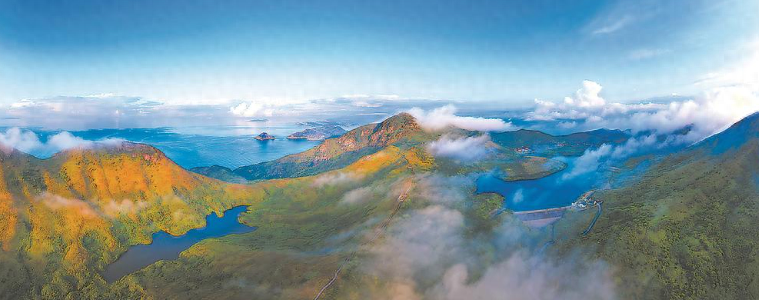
top-left (102, 205), bottom-right (256, 283)
top-left (476, 159), bottom-right (597, 211)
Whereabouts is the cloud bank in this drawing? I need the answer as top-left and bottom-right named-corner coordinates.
top-left (562, 133), bottom-right (681, 180)
top-left (528, 81), bottom-right (759, 144)
top-left (0, 127), bottom-right (124, 157)
top-left (230, 102), bottom-right (276, 118)
top-left (408, 105), bottom-right (517, 132)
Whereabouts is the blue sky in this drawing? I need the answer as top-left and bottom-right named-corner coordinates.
top-left (0, 0), bottom-right (757, 105)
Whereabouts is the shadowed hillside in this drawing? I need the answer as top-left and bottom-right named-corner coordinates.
top-left (554, 112), bottom-right (759, 299)
top-left (491, 128), bottom-right (629, 157)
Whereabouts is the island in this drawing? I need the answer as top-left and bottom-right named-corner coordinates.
top-left (287, 125), bottom-right (346, 141)
top-left (254, 132), bottom-right (275, 140)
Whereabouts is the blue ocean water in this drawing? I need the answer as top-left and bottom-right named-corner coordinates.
top-left (71, 127), bottom-right (321, 169)
top-left (16, 125), bottom-right (323, 169)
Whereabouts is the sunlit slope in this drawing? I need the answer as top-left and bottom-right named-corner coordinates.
top-left (197, 112), bottom-right (429, 180)
top-left (0, 142), bottom-right (260, 299)
top-left (554, 112), bottom-right (759, 299)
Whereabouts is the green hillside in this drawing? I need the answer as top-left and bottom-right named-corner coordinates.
top-left (553, 112), bottom-right (759, 299)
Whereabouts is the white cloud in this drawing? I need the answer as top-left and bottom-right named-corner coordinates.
top-left (562, 144), bottom-right (613, 180)
top-left (431, 254), bottom-right (616, 300)
top-left (0, 127), bottom-right (124, 157)
top-left (0, 127), bottom-right (43, 154)
top-left (562, 133), bottom-right (686, 180)
top-left (312, 171), bottom-right (364, 188)
top-left (427, 134), bottom-right (493, 162)
top-left (367, 205), bottom-right (466, 282)
top-left (408, 105), bottom-right (517, 132)
top-left (528, 81), bottom-right (759, 144)
top-left (341, 186), bottom-right (376, 205)
top-left (37, 193), bottom-right (100, 218)
top-left (229, 102), bottom-right (275, 117)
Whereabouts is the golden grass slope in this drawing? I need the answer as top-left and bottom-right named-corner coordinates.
top-left (0, 142), bottom-right (262, 299)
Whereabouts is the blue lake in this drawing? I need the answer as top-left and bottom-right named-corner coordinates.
top-left (101, 206), bottom-right (256, 283)
top-left (475, 159), bottom-right (597, 212)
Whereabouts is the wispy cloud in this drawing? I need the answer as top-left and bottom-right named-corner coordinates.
top-left (592, 15), bottom-right (634, 35)
top-left (696, 38), bottom-right (759, 89)
top-left (628, 48), bottom-right (671, 60)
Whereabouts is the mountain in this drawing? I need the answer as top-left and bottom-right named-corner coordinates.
top-left (194, 112), bottom-right (427, 180)
top-left (553, 112), bottom-right (759, 299)
top-left (0, 142), bottom-right (258, 299)
top-left (490, 128), bottom-right (629, 156)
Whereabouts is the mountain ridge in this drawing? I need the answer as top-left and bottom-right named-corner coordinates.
top-left (195, 112), bottom-right (426, 180)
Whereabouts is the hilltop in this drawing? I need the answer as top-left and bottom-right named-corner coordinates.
top-left (0, 141), bottom-right (260, 299)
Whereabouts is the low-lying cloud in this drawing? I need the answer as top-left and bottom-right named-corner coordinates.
top-left (0, 127), bottom-right (124, 157)
top-left (408, 105), bottom-right (517, 132)
top-left (431, 253), bottom-right (616, 300)
top-left (426, 134), bottom-right (493, 162)
top-left (562, 133), bottom-right (684, 180)
top-left (312, 171), bottom-right (364, 188)
top-left (37, 193), bottom-right (99, 218)
top-left (341, 186), bottom-right (377, 205)
top-left (357, 173), bottom-right (617, 299)
top-left (103, 199), bottom-right (149, 217)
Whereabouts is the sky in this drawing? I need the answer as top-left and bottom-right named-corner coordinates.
top-left (1, 0), bottom-right (758, 108)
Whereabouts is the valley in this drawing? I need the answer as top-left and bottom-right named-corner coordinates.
top-left (2, 112), bottom-right (759, 299)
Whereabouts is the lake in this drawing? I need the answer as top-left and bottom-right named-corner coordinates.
top-left (101, 206), bottom-right (256, 283)
top-left (475, 158), bottom-right (598, 212)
